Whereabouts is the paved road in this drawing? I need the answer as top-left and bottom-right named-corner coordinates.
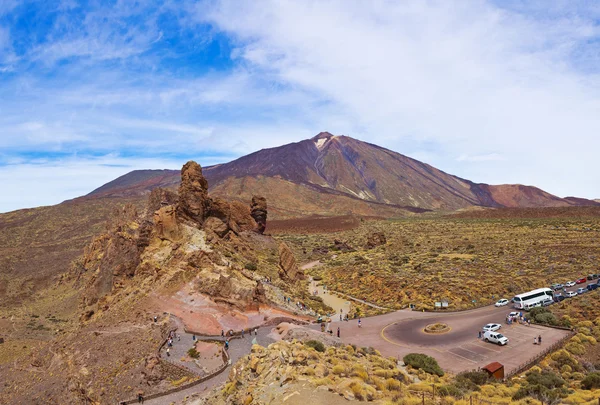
top-left (320, 305), bottom-right (571, 375)
top-left (136, 327), bottom-right (275, 405)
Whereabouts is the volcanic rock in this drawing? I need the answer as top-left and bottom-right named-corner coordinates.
top-left (204, 216), bottom-right (229, 238)
top-left (278, 242), bottom-right (304, 281)
top-left (366, 232), bottom-right (386, 249)
top-left (250, 196), bottom-right (268, 234)
top-left (153, 205), bottom-right (181, 241)
top-left (177, 161), bottom-right (210, 224)
top-left (332, 239), bottom-right (355, 252)
top-left (147, 187), bottom-right (178, 218)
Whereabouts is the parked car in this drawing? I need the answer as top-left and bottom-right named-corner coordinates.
top-left (483, 323), bottom-right (502, 332)
top-left (495, 299), bottom-right (509, 307)
top-left (552, 283), bottom-right (564, 290)
top-left (576, 278), bottom-right (587, 284)
top-left (554, 295), bottom-right (565, 302)
top-left (483, 331), bottom-right (509, 346)
top-left (508, 311), bottom-right (520, 318)
top-left (565, 281), bottom-right (576, 287)
top-left (565, 291), bottom-right (577, 298)
top-left (541, 298), bottom-right (554, 306)
top-left (588, 284), bottom-right (598, 291)
top-left (587, 274), bottom-right (599, 281)
top-left (577, 287), bottom-right (586, 295)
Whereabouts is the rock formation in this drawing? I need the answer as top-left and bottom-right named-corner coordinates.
top-left (153, 205), bottom-right (181, 241)
top-left (250, 196), bottom-right (267, 234)
top-left (278, 242), bottom-right (303, 281)
top-left (177, 161), bottom-right (210, 224)
top-left (146, 187), bottom-right (178, 218)
top-left (366, 232), bottom-right (386, 249)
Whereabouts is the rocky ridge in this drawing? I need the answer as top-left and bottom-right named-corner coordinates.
top-left (75, 160), bottom-right (301, 322)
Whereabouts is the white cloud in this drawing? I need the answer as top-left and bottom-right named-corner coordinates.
top-left (2, 0), bottom-right (600, 212)
top-left (0, 155), bottom-right (188, 213)
top-left (197, 0), bottom-right (600, 199)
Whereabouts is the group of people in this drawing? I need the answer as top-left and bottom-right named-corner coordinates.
top-left (533, 335), bottom-right (542, 345)
top-left (506, 313), bottom-right (530, 325)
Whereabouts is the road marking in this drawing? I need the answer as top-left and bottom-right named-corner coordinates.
top-left (380, 323), bottom-right (411, 349)
top-left (468, 341), bottom-right (501, 353)
top-left (446, 349), bottom-right (478, 364)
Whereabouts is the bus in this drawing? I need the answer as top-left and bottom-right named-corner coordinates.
top-left (512, 288), bottom-right (553, 310)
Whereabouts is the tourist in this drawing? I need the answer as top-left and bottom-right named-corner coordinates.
top-left (166, 347), bottom-right (170, 356)
top-left (478, 331), bottom-right (482, 339)
top-left (538, 335), bottom-right (542, 345)
top-left (192, 334), bottom-right (196, 341)
top-left (153, 316), bottom-right (157, 323)
top-left (221, 330), bottom-right (224, 337)
top-left (241, 329), bottom-right (244, 338)
top-left (254, 328), bottom-right (258, 336)
top-left (533, 337), bottom-right (537, 345)
top-left (358, 318), bottom-right (362, 328)
top-left (137, 391), bottom-right (144, 403)
top-left (225, 339), bottom-right (229, 350)
top-left (337, 327), bottom-right (340, 338)
top-left (339, 313), bottom-right (342, 321)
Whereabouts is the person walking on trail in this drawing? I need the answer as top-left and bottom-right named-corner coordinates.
top-left (221, 330), bottom-right (224, 338)
top-left (225, 339), bottom-right (229, 350)
top-left (478, 331), bottom-right (482, 339)
top-left (337, 327), bottom-right (340, 338)
top-left (241, 329), bottom-right (244, 338)
top-left (166, 347), bottom-right (170, 356)
top-left (358, 318), bottom-right (362, 328)
top-left (254, 328), bottom-right (258, 336)
top-left (538, 335), bottom-right (542, 345)
top-left (137, 391), bottom-right (144, 404)
top-left (533, 337), bottom-right (537, 345)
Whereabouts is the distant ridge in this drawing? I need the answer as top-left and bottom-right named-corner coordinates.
top-left (88, 132), bottom-right (599, 218)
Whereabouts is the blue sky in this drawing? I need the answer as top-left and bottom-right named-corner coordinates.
top-left (1, 0), bottom-right (600, 212)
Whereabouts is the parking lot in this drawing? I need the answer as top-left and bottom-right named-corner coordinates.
top-left (334, 305), bottom-right (572, 376)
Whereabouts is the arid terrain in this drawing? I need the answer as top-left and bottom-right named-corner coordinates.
top-left (276, 209), bottom-right (600, 312)
top-left (1, 136), bottom-right (600, 405)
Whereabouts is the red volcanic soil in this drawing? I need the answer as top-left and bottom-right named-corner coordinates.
top-left (267, 215), bottom-right (381, 234)
top-left (448, 206), bottom-right (600, 219)
top-left (148, 283), bottom-right (310, 335)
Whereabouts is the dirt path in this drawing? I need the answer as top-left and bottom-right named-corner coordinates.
top-left (301, 260), bottom-right (391, 312)
top-left (300, 260), bottom-right (322, 270)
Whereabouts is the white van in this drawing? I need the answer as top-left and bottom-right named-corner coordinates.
top-left (483, 331), bottom-right (509, 346)
top-left (523, 301), bottom-right (542, 311)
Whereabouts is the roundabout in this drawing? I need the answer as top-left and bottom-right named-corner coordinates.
top-left (424, 323), bottom-right (450, 334)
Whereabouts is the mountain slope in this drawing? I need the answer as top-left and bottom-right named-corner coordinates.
top-left (88, 132), bottom-right (598, 215)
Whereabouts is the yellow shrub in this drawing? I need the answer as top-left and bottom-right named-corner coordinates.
top-left (561, 364), bottom-right (573, 373)
top-left (385, 377), bottom-right (402, 391)
top-left (332, 365), bottom-right (345, 375)
top-left (312, 377), bottom-right (334, 387)
top-left (374, 368), bottom-right (396, 378)
top-left (565, 342), bottom-right (586, 355)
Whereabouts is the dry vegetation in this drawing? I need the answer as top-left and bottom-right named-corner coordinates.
top-left (277, 215), bottom-right (600, 311)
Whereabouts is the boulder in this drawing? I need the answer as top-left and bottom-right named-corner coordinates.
top-left (366, 232), bottom-right (386, 249)
top-left (153, 205), bottom-right (181, 241)
top-left (204, 217), bottom-right (229, 238)
top-left (250, 196), bottom-right (268, 234)
top-left (278, 243), bottom-right (304, 281)
top-left (177, 161), bottom-right (210, 224)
